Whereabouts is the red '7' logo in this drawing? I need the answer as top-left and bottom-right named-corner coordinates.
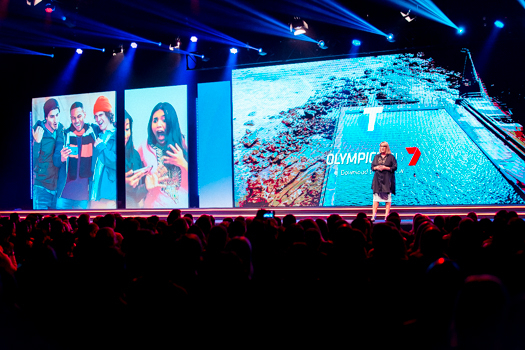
top-left (406, 147), bottom-right (421, 166)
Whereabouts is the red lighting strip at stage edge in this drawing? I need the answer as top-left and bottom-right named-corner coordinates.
top-left (2, 205), bottom-right (524, 222)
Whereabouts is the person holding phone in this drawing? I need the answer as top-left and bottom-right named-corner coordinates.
top-left (53, 101), bottom-right (97, 210)
top-left (90, 96), bottom-right (117, 209)
top-left (124, 112), bottom-right (148, 208)
top-left (138, 102), bottom-right (188, 208)
top-left (32, 98), bottom-right (64, 209)
top-left (371, 141), bottom-right (397, 221)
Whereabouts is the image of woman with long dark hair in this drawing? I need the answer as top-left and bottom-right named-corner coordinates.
top-left (124, 112), bottom-right (148, 208)
top-left (138, 102), bottom-right (189, 208)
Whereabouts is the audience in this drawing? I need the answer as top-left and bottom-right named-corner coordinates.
top-left (0, 209), bottom-right (524, 349)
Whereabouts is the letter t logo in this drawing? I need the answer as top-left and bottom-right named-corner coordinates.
top-left (363, 107), bottom-right (384, 132)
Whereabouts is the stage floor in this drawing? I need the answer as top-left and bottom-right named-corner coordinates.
top-left (2, 205), bottom-right (524, 222)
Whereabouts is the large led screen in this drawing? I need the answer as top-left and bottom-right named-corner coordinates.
top-left (232, 52), bottom-right (525, 206)
top-left (125, 85), bottom-right (189, 208)
top-left (197, 81), bottom-right (234, 208)
top-left (31, 91), bottom-right (117, 210)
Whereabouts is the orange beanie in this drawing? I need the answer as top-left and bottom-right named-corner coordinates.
top-left (94, 96), bottom-right (112, 114)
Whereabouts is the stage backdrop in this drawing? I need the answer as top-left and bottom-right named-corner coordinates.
top-left (31, 91), bottom-right (117, 210)
top-left (232, 52), bottom-right (525, 206)
top-left (197, 81), bottom-right (234, 208)
top-left (124, 85), bottom-right (189, 208)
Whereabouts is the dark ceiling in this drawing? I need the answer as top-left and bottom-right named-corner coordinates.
top-left (0, 0), bottom-right (524, 110)
top-left (2, 0), bottom-right (524, 63)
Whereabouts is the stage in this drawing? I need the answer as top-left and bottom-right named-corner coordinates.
top-left (2, 205), bottom-right (524, 223)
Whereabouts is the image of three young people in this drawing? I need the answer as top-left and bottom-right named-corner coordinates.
top-left (32, 96), bottom-right (116, 210)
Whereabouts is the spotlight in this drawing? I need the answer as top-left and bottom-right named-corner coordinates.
top-left (352, 39), bottom-right (361, 46)
top-left (61, 16), bottom-right (66, 21)
top-left (158, 42), bottom-right (162, 46)
top-left (494, 20), bottom-right (504, 28)
top-left (169, 45), bottom-right (174, 51)
top-left (76, 48), bottom-right (83, 55)
top-left (101, 48), bottom-right (105, 52)
top-left (290, 17), bottom-right (308, 36)
top-left (400, 10), bottom-right (416, 22)
top-left (386, 33), bottom-right (395, 42)
top-left (130, 42), bottom-right (137, 49)
top-left (318, 40), bottom-right (328, 49)
top-left (113, 45), bottom-right (123, 56)
top-left (44, 2), bottom-right (54, 13)
top-left (457, 27), bottom-right (464, 34)
top-left (258, 48), bottom-right (267, 56)
top-left (26, 0), bottom-right (43, 6)
top-left (176, 38), bottom-right (181, 49)
top-left (190, 36), bottom-right (198, 43)
top-left (230, 48), bottom-right (238, 54)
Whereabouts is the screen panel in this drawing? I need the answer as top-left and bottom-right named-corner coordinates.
top-left (124, 85), bottom-right (189, 208)
top-left (197, 81), bottom-right (234, 208)
top-left (232, 53), bottom-right (525, 206)
top-left (31, 91), bottom-right (117, 210)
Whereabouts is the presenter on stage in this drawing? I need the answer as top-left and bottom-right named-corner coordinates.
top-left (371, 141), bottom-right (397, 222)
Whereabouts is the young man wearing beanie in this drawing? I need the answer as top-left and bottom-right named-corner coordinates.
top-left (90, 96), bottom-right (117, 209)
top-left (53, 101), bottom-right (97, 210)
top-left (32, 98), bottom-right (64, 209)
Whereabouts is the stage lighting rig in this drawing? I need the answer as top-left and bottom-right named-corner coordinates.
top-left (189, 52), bottom-right (209, 61)
top-left (169, 38), bottom-right (181, 51)
top-left (26, 0), bottom-right (43, 6)
top-left (244, 44), bottom-right (267, 56)
top-left (44, 2), bottom-right (55, 13)
top-left (318, 40), bottom-right (328, 49)
top-left (112, 45), bottom-right (123, 56)
top-left (290, 17), bottom-right (308, 36)
top-left (400, 10), bottom-right (415, 22)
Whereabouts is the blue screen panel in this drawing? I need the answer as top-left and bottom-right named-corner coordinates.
top-left (197, 81), bottom-right (234, 208)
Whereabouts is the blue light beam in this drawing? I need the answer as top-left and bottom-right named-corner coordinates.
top-left (65, 15), bottom-right (158, 45)
top-left (1, 19), bottom-right (103, 51)
top-left (388, 0), bottom-right (458, 29)
top-left (113, 0), bottom-right (282, 48)
top-left (52, 52), bottom-right (81, 94)
top-left (310, 0), bottom-right (386, 36)
top-left (0, 43), bottom-right (53, 57)
top-left (222, 0), bottom-right (318, 43)
top-left (109, 43), bottom-right (137, 90)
